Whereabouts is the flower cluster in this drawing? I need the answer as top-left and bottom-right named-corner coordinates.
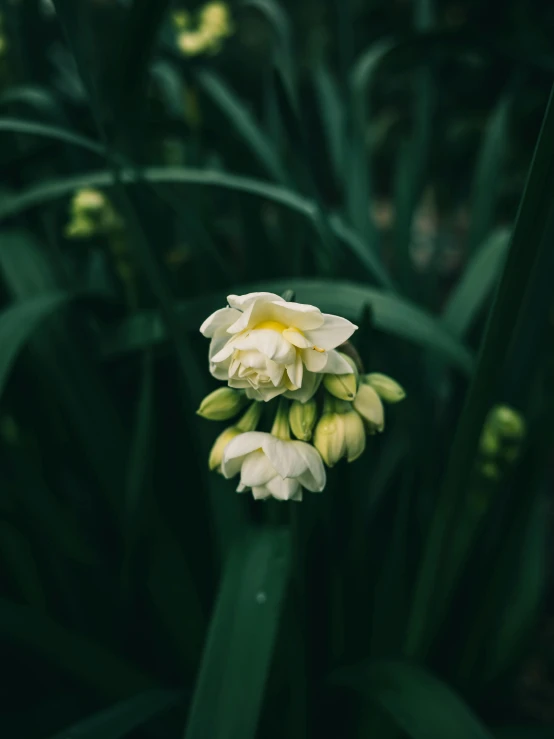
top-left (198, 292), bottom-right (405, 501)
top-left (173, 2), bottom-right (233, 57)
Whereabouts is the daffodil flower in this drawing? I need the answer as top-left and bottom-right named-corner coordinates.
top-left (200, 292), bottom-right (357, 402)
top-left (221, 431), bottom-right (326, 501)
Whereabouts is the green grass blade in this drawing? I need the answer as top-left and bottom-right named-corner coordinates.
top-left (184, 526), bottom-right (291, 739)
top-left (313, 61), bottom-right (346, 186)
top-left (102, 279), bottom-right (474, 374)
top-left (0, 167), bottom-right (392, 287)
top-left (49, 689), bottom-right (180, 739)
top-left (467, 96), bottom-right (511, 256)
top-left (406, 85), bottom-right (554, 658)
top-left (0, 597), bottom-right (157, 698)
top-left (442, 228), bottom-right (510, 337)
top-left (0, 291), bottom-right (72, 398)
top-left (195, 69), bottom-right (287, 183)
top-left (334, 660), bottom-right (493, 739)
top-left (0, 117), bottom-right (105, 155)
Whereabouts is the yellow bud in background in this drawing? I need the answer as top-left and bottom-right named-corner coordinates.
top-left (353, 383), bottom-right (385, 433)
top-left (209, 427), bottom-right (241, 472)
top-left (342, 410), bottom-right (366, 462)
top-left (200, 2), bottom-right (232, 35)
top-left (177, 30), bottom-right (210, 55)
top-left (73, 188), bottom-right (106, 214)
top-left (489, 405), bottom-right (526, 440)
top-left (289, 398), bottom-right (317, 441)
top-left (365, 373), bottom-right (406, 404)
top-left (479, 427), bottom-right (500, 456)
top-left (313, 413), bottom-right (345, 467)
top-left (323, 353), bottom-right (358, 401)
top-left (197, 387), bottom-right (247, 421)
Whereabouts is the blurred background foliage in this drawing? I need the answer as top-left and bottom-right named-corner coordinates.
top-left (0, 0), bottom-right (554, 737)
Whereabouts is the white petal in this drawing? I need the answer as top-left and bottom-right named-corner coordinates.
top-left (210, 357), bottom-right (231, 380)
top-left (233, 329), bottom-right (295, 364)
top-left (240, 450), bottom-right (276, 487)
top-left (262, 437), bottom-right (306, 479)
top-left (252, 485), bottom-right (272, 500)
top-left (211, 340), bottom-right (238, 363)
top-left (237, 482), bottom-right (248, 493)
top-left (286, 352), bottom-right (303, 390)
top-left (228, 377), bottom-right (251, 389)
top-left (290, 488), bottom-right (303, 502)
top-left (265, 359), bottom-right (285, 386)
top-left (304, 314), bottom-right (357, 350)
top-left (284, 371), bottom-right (322, 403)
top-left (200, 307), bottom-right (240, 337)
top-left (282, 328), bottom-right (313, 349)
top-left (302, 348), bottom-right (328, 373)
top-left (293, 442), bottom-right (326, 492)
top-left (266, 475), bottom-right (301, 500)
top-left (227, 292), bottom-right (284, 310)
top-left (269, 302), bottom-right (324, 330)
top-left (323, 350), bottom-right (354, 375)
top-left (221, 432), bottom-right (267, 478)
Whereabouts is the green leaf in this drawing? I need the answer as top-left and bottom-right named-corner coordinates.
top-left (0, 166), bottom-right (392, 288)
top-left (0, 597), bottom-right (156, 698)
top-left (0, 117), bottom-right (105, 156)
top-left (406, 84), bottom-right (554, 659)
top-left (102, 279), bottom-right (474, 374)
top-left (313, 61), bottom-right (346, 185)
top-left (442, 229), bottom-right (510, 337)
top-left (334, 660), bottom-right (494, 739)
top-left (467, 96), bottom-right (511, 256)
top-left (0, 291), bottom-right (72, 400)
top-left (49, 689), bottom-right (180, 739)
top-left (195, 69), bottom-right (287, 183)
top-left (184, 526), bottom-right (291, 739)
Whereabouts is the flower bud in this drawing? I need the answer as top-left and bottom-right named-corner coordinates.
top-left (323, 353), bottom-right (358, 401)
top-left (209, 427), bottom-right (242, 472)
top-left (313, 413), bottom-right (345, 467)
top-left (289, 398), bottom-right (317, 441)
top-left (353, 383), bottom-right (384, 433)
top-left (342, 410), bottom-right (366, 462)
top-left (73, 188), bottom-right (106, 214)
top-left (479, 427), bottom-right (500, 456)
top-left (488, 405), bottom-right (526, 440)
top-left (197, 387), bottom-right (247, 421)
top-left (365, 373), bottom-right (406, 404)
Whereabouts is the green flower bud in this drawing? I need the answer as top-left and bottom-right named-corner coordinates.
top-left (209, 427), bottom-right (242, 472)
top-left (488, 405), bottom-right (526, 440)
top-left (365, 373), bottom-right (406, 404)
top-left (313, 413), bottom-right (345, 467)
top-left (479, 427), bottom-right (500, 456)
top-left (289, 398), bottom-right (317, 441)
top-left (323, 353), bottom-right (358, 401)
top-left (270, 398), bottom-right (291, 441)
top-left (342, 410), bottom-right (366, 462)
top-left (197, 387), bottom-right (247, 421)
top-left (353, 383), bottom-right (384, 433)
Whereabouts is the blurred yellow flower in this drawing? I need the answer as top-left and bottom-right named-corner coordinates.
top-left (174, 1), bottom-right (233, 57)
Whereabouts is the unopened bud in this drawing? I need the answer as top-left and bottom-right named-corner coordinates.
top-left (197, 387), bottom-right (247, 421)
top-left (365, 373), bottom-right (406, 404)
top-left (289, 399), bottom-right (317, 441)
top-left (353, 383), bottom-right (385, 433)
top-left (209, 427), bottom-right (242, 473)
top-left (479, 427), bottom-right (500, 456)
top-left (73, 188), bottom-right (106, 214)
top-left (342, 410), bottom-right (366, 462)
top-left (313, 413), bottom-right (345, 467)
top-left (489, 405), bottom-right (526, 440)
top-left (323, 353), bottom-right (358, 401)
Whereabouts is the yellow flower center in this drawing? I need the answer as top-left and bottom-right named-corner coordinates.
top-left (255, 320), bottom-right (287, 332)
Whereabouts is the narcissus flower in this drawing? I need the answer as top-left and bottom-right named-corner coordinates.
top-left (200, 292), bottom-right (357, 402)
top-left (222, 431), bottom-right (326, 501)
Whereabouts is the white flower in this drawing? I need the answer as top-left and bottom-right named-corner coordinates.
top-left (200, 292), bottom-right (357, 402)
top-left (221, 431), bottom-right (326, 501)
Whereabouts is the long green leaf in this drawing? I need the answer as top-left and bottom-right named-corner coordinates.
top-left (467, 96), bottom-right (511, 256)
top-left (0, 117), bottom-right (105, 156)
top-left (0, 597), bottom-right (156, 698)
top-left (0, 291), bottom-right (72, 399)
top-left (184, 526), bottom-right (291, 739)
top-left (0, 166), bottom-right (393, 288)
top-left (406, 85), bottom-right (554, 658)
top-left (102, 279), bottom-right (474, 374)
top-left (313, 61), bottom-right (346, 185)
top-left (196, 69), bottom-right (287, 183)
top-left (49, 689), bottom-right (180, 739)
top-left (334, 660), bottom-right (494, 739)
top-left (442, 228), bottom-right (510, 337)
